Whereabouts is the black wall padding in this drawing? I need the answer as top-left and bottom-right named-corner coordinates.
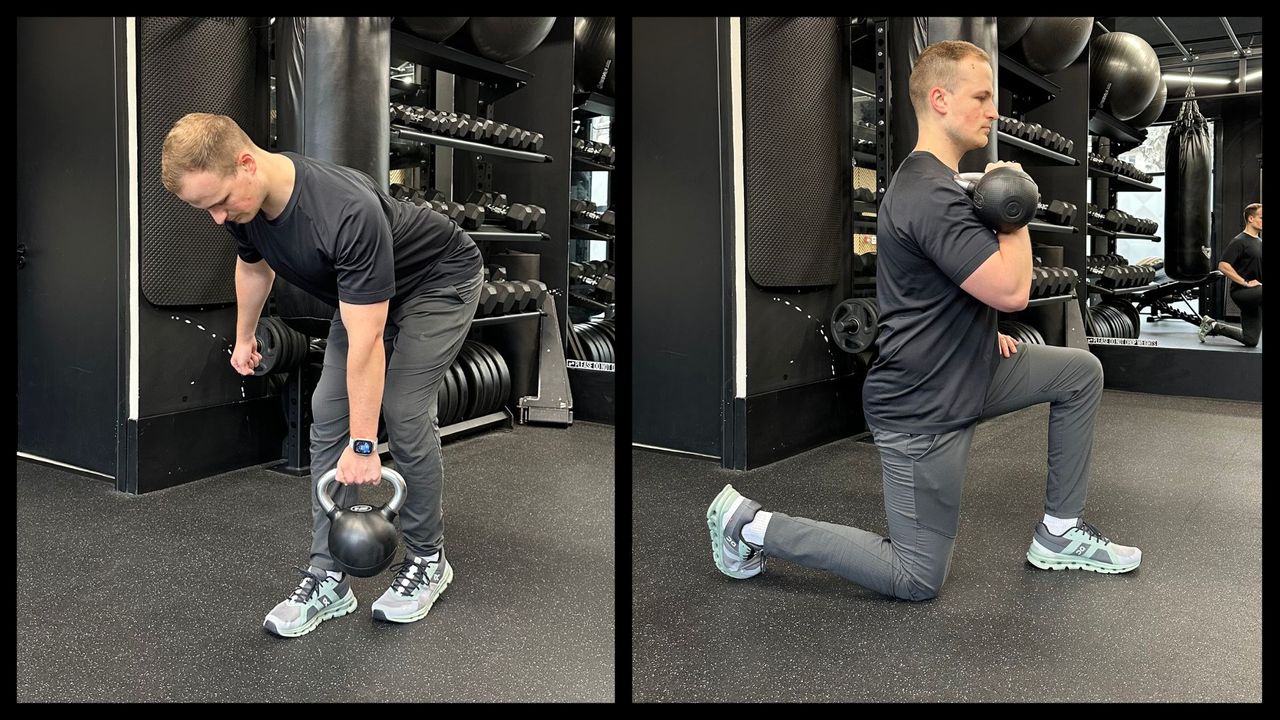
top-left (139, 17), bottom-right (261, 307)
top-left (743, 17), bottom-right (847, 288)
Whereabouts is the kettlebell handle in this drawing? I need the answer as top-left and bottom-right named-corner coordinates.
top-left (316, 466), bottom-right (408, 518)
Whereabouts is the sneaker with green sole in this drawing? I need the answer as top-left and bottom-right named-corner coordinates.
top-left (706, 484), bottom-right (766, 580)
top-left (371, 552), bottom-right (453, 623)
top-left (1027, 520), bottom-right (1141, 574)
top-left (263, 566), bottom-right (358, 638)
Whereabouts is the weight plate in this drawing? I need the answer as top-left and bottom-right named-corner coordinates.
top-left (830, 298), bottom-right (878, 354)
top-left (472, 341), bottom-right (500, 416)
top-left (483, 343), bottom-right (512, 410)
top-left (1103, 299), bottom-right (1140, 340)
top-left (438, 363), bottom-right (455, 427)
top-left (472, 341), bottom-right (501, 415)
top-left (456, 343), bottom-right (485, 420)
top-left (450, 360), bottom-right (468, 426)
top-left (460, 342), bottom-right (490, 418)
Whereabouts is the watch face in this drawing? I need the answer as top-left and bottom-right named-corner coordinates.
top-left (354, 440), bottom-right (374, 455)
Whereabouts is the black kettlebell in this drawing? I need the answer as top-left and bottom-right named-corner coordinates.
top-left (316, 466), bottom-right (408, 577)
top-left (954, 166), bottom-right (1040, 233)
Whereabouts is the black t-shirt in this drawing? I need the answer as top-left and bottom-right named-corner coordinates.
top-left (227, 152), bottom-right (482, 308)
top-left (863, 151), bottom-right (1002, 434)
top-left (1221, 232), bottom-right (1263, 284)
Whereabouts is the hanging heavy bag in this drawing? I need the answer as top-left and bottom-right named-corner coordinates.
top-left (1164, 85), bottom-right (1212, 281)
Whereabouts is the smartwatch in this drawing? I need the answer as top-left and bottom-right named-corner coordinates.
top-left (349, 437), bottom-right (377, 456)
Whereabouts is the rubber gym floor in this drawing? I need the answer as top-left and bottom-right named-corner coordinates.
top-left (18, 422), bottom-right (615, 703)
top-left (632, 390), bottom-right (1261, 702)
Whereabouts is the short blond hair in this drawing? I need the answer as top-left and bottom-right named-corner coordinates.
top-left (1245, 203), bottom-right (1262, 224)
top-left (161, 113), bottom-right (255, 193)
top-left (909, 41), bottom-right (991, 118)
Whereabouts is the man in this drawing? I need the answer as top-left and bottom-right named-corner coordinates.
top-left (161, 113), bottom-right (483, 635)
top-left (707, 41), bottom-right (1140, 601)
top-left (1200, 203), bottom-right (1262, 347)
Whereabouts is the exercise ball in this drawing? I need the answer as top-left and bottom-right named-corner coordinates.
top-left (1020, 17), bottom-right (1093, 74)
top-left (998, 17), bottom-right (1034, 51)
top-left (574, 17), bottom-right (615, 95)
top-left (1090, 31), bottom-right (1161, 121)
top-left (467, 17), bottom-right (556, 64)
top-left (400, 17), bottom-right (468, 42)
top-left (1129, 77), bottom-right (1168, 128)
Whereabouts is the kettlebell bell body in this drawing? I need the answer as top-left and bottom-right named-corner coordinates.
top-left (316, 467), bottom-right (408, 577)
top-left (955, 167), bottom-right (1040, 233)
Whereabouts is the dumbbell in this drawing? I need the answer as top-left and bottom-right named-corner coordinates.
top-left (480, 281), bottom-right (516, 315)
top-left (467, 191), bottom-right (546, 233)
top-left (570, 198), bottom-right (597, 217)
top-left (593, 275), bottom-right (614, 299)
top-left (525, 280), bottom-right (548, 310)
top-left (854, 187), bottom-right (876, 203)
top-left (593, 142), bottom-right (616, 163)
top-left (1035, 199), bottom-right (1076, 226)
top-left (575, 205), bottom-right (616, 232)
top-left (502, 281), bottom-right (531, 312)
top-left (485, 264), bottom-right (507, 282)
top-left (954, 167), bottom-right (1040, 232)
top-left (389, 183), bottom-right (416, 202)
top-left (519, 131), bottom-right (545, 153)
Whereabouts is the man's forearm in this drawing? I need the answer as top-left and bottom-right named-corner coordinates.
top-left (1219, 262), bottom-right (1248, 286)
top-left (236, 262), bottom-right (276, 342)
top-left (997, 225), bottom-right (1033, 302)
top-left (346, 340), bottom-right (386, 441)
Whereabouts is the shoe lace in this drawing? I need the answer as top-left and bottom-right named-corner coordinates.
top-left (388, 556), bottom-right (437, 597)
top-left (1077, 521), bottom-right (1110, 545)
top-left (287, 566), bottom-right (330, 603)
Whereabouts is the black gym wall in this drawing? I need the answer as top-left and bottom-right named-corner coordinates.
top-left (17, 18), bottom-right (125, 478)
top-left (1213, 95), bottom-right (1263, 320)
top-left (632, 17), bottom-right (731, 460)
top-left (18, 17), bottom-right (288, 493)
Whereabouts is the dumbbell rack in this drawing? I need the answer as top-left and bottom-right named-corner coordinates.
top-left (390, 21), bottom-right (573, 432)
top-left (1086, 119), bottom-right (1163, 340)
top-left (994, 47), bottom-right (1089, 349)
top-left (565, 88), bottom-right (616, 424)
top-left (391, 125), bottom-right (554, 163)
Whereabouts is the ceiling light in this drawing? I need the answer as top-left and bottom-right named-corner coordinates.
top-left (1162, 74), bottom-right (1233, 86)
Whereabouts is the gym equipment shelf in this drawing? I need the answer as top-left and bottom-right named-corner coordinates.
top-left (392, 125), bottom-right (552, 162)
top-left (470, 227), bottom-right (550, 241)
top-left (1086, 283), bottom-right (1156, 296)
top-left (1088, 109), bottom-right (1147, 149)
top-left (573, 92), bottom-right (615, 117)
top-left (390, 29), bottom-right (531, 102)
top-left (471, 311), bottom-right (544, 327)
top-left (572, 155), bottom-right (614, 171)
top-left (1087, 166), bottom-right (1159, 191)
top-left (570, 224), bottom-right (614, 241)
top-left (1025, 293), bottom-right (1077, 308)
top-left (1087, 225), bottom-right (1161, 241)
top-left (997, 53), bottom-right (1061, 109)
top-left (997, 131), bottom-right (1078, 165)
top-left (1028, 221), bottom-right (1078, 234)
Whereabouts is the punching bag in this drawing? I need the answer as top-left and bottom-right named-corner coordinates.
top-left (1164, 86), bottom-right (1212, 281)
top-left (274, 17), bottom-right (392, 337)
